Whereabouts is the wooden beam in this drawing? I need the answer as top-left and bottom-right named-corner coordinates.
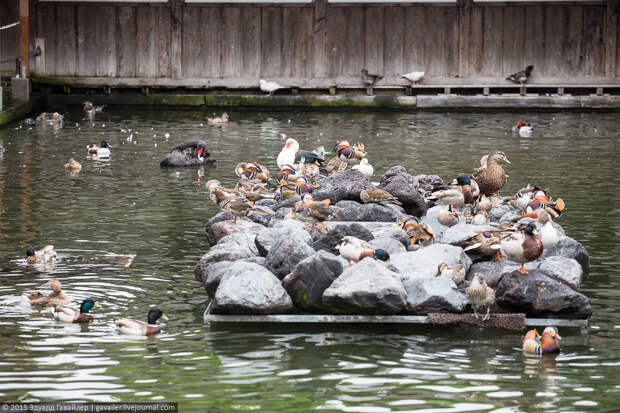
top-left (605, 0), bottom-right (618, 77)
top-left (20, 0), bottom-right (29, 77)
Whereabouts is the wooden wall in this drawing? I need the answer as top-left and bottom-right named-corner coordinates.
top-left (13, 1), bottom-right (620, 85)
top-left (0, 0), bottom-right (21, 73)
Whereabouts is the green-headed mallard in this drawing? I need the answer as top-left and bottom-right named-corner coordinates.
top-left (473, 152), bottom-right (510, 198)
top-left (500, 222), bottom-right (543, 274)
top-left (336, 236), bottom-right (390, 267)
top-left (53, 298), bottom-right (101, 323)
top-left (23, 279), bottom-right (69, 307)
top-left (115, 307), bottom-right (168, 336)
top-left (87, 140), bottom-right (111, 158)
top-left (517, 208), bottom-right (561, 249)
top-left (429, 174), bottom-right (473, 212)
top-left (26, 245), bottom-right (56, 264)
top-left (360, 184), bottom-right (401, 205)
top-left (466, 273), bottom-right (495, 320)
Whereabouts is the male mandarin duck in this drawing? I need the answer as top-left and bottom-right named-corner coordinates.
top-left (396, 216), bottom-right (435, 247)
top-left (437, 262), bottom-right (465, 283)
top-left (235, 162), bottom-right (270, 183)
top-left (466, 273), bottom-right (495, 320)
top-left (293, 195), bottom-right (333, 232)
top-left (523, 327), bottom-right (561, 354)
top-left (277, 164), bottom-right (298, 183)
top-left (26, 245), bottom-right (57, 264)
top-left (23, 279), bottom-right (70, 307)
top-left (336, 236), bottom-right (390, 267)
top-left (517, 208), bottom-right (561, 249)
top-left (116, 307), bottom-right (168, 336)
top-left (278, 179), bottom-right (299, 199)
top-left (64, 158), bottom-right (82, 173)
top-left (512, 120), bottom-right (533, 137)
top-left (207, 112), bottom-right (229, 125)
top-left (429, 174), bottom-right (473, 213)
top-left (53, 298), bottom-right (101, 323)
top-left (210, 187), bottom-right (254, 223)
top-left (352, 158), bottom-right (374, 178)
top-left (295, 177), bottom-right (314, 196)
top-left (333, 140), bottom-right (367, 161)
top-left (500, 222), bottom-right (543, 274)
top-left (506, 65), bottom-right (534, 85)
top-left (87, 140), bottom-right (111, 158)
top-left (236, 180), bottom-right (275, 202)
top-left (473, 151), bottom-right (510, 199)
top-left (360, 184), bottom-right (402, 205)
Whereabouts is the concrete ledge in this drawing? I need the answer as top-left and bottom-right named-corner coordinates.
top-left (0, 97), bottom-right (42, 128)
top-left (417, 94), bottom-right (620, 109)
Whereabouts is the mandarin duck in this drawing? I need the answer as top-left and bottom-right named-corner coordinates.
top-left (396, 216), bottom-right (435, 247)
top-left (64, 158), bottom-right (82, 173)
top-left (523, 327), bottom-right (561, 354)
top-left (235, 162), bottom-right (270, 183)
top-left (293, 195), bottom-right (333, 232)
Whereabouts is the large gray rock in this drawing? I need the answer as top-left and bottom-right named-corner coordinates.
top-left (541, 236), bottom-right (589, 273)
top-left (255, 198), bottom-right (277, 208)
top-left (377, 166), bottom-right (427, 217)
top-left (312, 170), bottom-right (370, 203)
top-left (442, 223), bottom-right (494, 245)
top-left (246, 206), bottom-right (276, 227)
top-left (209, 220), bottom-right (266, 244)
top-left (369, 237), bottom-right (407, 255)
top-left (372, 227), bottom-right (411, 248)
top-left (390, 244), bottom-right (472, 281)
top-left (403, 277), bottom-right (469, 314)
top-left (313, 223), bottom-right (374, 254)
top-left (495, 270), bottom-right (591, 319)
top-left (420, 205), bottom-right (457, 242)
top-left (272, 195), bottom-right (301, 211)
top-left (282, 250), bottom-right (344, 312)
top-left (203, 259), bottom-right (267, 298)
top-left (255, 220), bottom-right (313, 257)
top-left (265, 237), bottom-right (316, 279)
top-left (538, 256), bottom-right (584, 291)
top-left (194, 243), bottom-right (257, 282)
top-left (466, 261), bottom-right (506, 288)
top-left (218, 231), bottom-right (260, 256)
top-left (414, 174), bottom-right (444, 194)
top-left (323, 258), bottom-right (407, 314)
top-left (212, 264), bottom-right (294, 315)
top-left (204, 211), bottom-right (234, 245)
top-left (334, 200), bottom-right (405, 222)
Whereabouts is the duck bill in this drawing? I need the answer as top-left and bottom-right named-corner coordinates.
top-left (160, 314), bottom-right (169, 321)
top-left (94, 302), bottom-right (102, 308)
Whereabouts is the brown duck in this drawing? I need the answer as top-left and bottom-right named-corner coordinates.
top-left (23, 279), bottom-right (70, 307)
top-left (360, 184), bottom-right (402, 205)
top-left (473, 152), bottom-right (511, 198)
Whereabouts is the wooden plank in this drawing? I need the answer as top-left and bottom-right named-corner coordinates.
top-left (34, 37), bottom-right (45, 74)
top-left (37, 3), bottom-right (57, 75)
top-left (157, 6), bottom-right (171, 78)
top-left (1, 0), bottom-right (20, 72)
top-left (384, 6), bottom-right (404, 78)
top-left (240, 6), bottom-right (260, 78)
top-left (76, 5), bottom-right (97, 77)
top-left (605, 0), bottom-right (617, 77)
top-left (117, 6), bottom-right (136, 77)
top-left (563, 6), bottom-right (584, 75)
top-left (55, 4), bottom-right (76, 76)
top-left (468, 6), bottom-right (483, 77)
top-left (301, 7), bottom-right (314, 79)
top-left (523, 4), bottom-right (545, 79)
top-left (326, 6), bottom-right (346, 78)
top-left (170, 0), bottom-right (182, 79)
top-left (201, 7), bottom-right (221, 78)
top-left (96, 6), bottom-right (116, 77)
top-left (481, 6), bottom-right (503, 77)
top-left (544, 5), bottom-right (565, 78)
top-left (313, 0), bottom-right (327, 79)
top-left (342, 6), bottom-right (363, 77)
top-left (583, 5), bottom-right (605, 76)
top-left (365, 6), bottom-right (384, 75)
top-left (221, 7), bottom-right (242, 78)
top-left (182, 5), bottom-right (201, 78)
top-left (443, 6), bottom-right (459, 77)
top-left (502, 6), bottom-right (525, 78)
top-left (20, 0), bottom-right (29, 77)
top-left (261, 7), bottom-right (282, 78)
top-left (137, 7), bottom-right (157, 77)
top-left (403, 6), bottom-right (423, 77)
top-left (425, 6), bottom-right (458, 77)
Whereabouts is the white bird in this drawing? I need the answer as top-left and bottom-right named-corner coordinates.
top-left (352, 158), bottom-right (374, 178)
top-left (259, 79), bottom-right (284, 96)
top-left (276, 138), bottom-right (300, 169)
top-left (402, 71), bottom-right (425, 85)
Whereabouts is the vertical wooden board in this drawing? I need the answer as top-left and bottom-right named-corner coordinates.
top-left (502, 6), bottom-right (525, 77)
top-left (365, 7), bottom-right (384, 75)
top-left (282, 7), bottom-right (301, 77)
top-left (201, 7), bottom-right (221, 78)
top-left (157, 7), bottom-right (171, 78)
top-left (96, 6), bottom-right (116, 77)
top-left (583, 5), bottom-right (605, 76)
top-left (76, 5), bottom-right (97, 76)
top-left (137, 7), bottom-right (157, 77)
top-left (301, 7), bottom-right (314, 79)
top-left (341, 6), bottom-right (363, 77)
top-left (261, 7), bottom-right (282, 78)
top-left (544, 5), bottom-right (565, 78)
top-left (425, 7), bottom-right (457, 77)
top-left (384, 6), bottom-right (404, 78)
top-left (523, 4), bottom-right (544, 78)
top-left (240, 7), bottom-right (260, 78)
top-left (182, 6), bottom-right (201, 78)
top-left (605, 3), bottom-right (617, 77)
top-left (326, 7), bottom-right (346, 78)
top-left (313, 0), bottom-right (327, 78)
top-left (616, 11), bottom-right (620, 77)
top-left (1, 0), bottom-right (20, 72)
top-left (221, 7), bottom-right (242, 78)
top-left (117, 7), bottom-right (136, 77)
top-left (562, 6), bottom-right (584, 75)
top-left (481, 6), bottom-right (503, 77)
top-left (170, 0), bottom-right (182, 79)
top-left (55, 5), bottom-right (77, 76)
top-left (403, 6), bottom-right (423, 75)
top-left (37, 4), bottom-right (56, 75)
top-left (443, 7), bottom-right (459, 77)
top-left (468, 7), bottom-right (484, 77)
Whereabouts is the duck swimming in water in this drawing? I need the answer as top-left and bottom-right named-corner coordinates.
top-left (26, 245), bottom-right (57, 264)
top-left (160, 140), bottom-right (214, 167)
top-left (23, 279), bottom-right (70, 307)
top-left (87, 140), bottom-right (111, 158)
top-left (523, 327), bottom-right (561, 354)
top-left (116, 307), bottom-right (168, 336)
top-left (53, 298), bottom-right (101, 323)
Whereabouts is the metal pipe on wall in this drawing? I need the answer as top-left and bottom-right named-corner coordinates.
top-left (20, 0), bottom-right (29, 77)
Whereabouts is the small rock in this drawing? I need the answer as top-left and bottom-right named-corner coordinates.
top-left (210, 220), bottom-right (265, 244)
top-left (255, 220), bottom-right (313, 257)
top-left (247, 206), bottom-right (276, 227)
top-left (403, 276), bottom-right (468, 314)
top-left (369, 237), bottom-right (407, 255)
top-left (488, 204), bottom-right (511, 222)
top-left (204, 211), bottom-right (234, 245)
top-left (265, 237), bottom-right (316, 279)
top-left (390, 244), bottom-right (472, 281)
top-left (541, 236), bottom-right (589, 273)
top-left (218, 231), bottom-right (260, 256)
top-left (377, 166), bottom-right (427, 217)
top-left (372, 227), bottom-right (411, 249)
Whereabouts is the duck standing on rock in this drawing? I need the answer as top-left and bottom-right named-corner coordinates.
top-left (428, 174), bottom-right (473, 214)
top-left (336, 236), bottom-right (390, 267)
top-left (500, 222), bottom-right (543, 274)
top-left (209, 186), bottom-right (254, 223)
top-left (516, 208), bottom-right (561, 249)
top-left (293, 195), bottom-right (333, 233)
top-left (23, 279), bottom-right (69, 307)
top-left (360, 184), bottom-right (402, 205)
top-left (53, 298), bottom-right (101, 323)
top-left (26, 245), bottom-right (57, 264)
top-left (352, 158), bottom-right (374, 178)
top-left (437, 263), bottom-right (465, 283)
top-left (235, 162), bottom-right (270, 183)
top-left (116, 307), bottom-right (168, 336)
top-left (473, 151), bottom-right (510, 201)
top-left (396, 216), bottom-right (434, 247)
top-left (466, 273), bottom-right (495, 321)
top-left (333, 140), bottom-right (367, 161)
top-left (463, 232), bottom-right (503, 261)
top-left (160, 140), bottom-right (214, 167)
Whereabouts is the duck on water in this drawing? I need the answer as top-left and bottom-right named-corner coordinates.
top-left (160, 140), bottom-right (216, 167)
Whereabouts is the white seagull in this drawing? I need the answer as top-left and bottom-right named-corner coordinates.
top-left (402, 71), bottom-right (425, 86)
top-left (259, 79), bottom-right (284, 96)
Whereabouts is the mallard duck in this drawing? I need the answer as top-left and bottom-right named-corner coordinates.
top-left (361, 69), bottom-right (383, 86)
top-left (466, 273), bottom-right (495, 320)
top-left (83, 101), bottom-right (105, 115)
top-left (506, 65), bottom-right (533, 85)
top-left (396, 216), bottom-right (435, 246)
top-left (473, 152), bottom-right (510, 198)
top-left (207, 112), bottom-right (229, 125)
top-left (333, 140), bottom-right (366, 161)
top-left (512, 120), bottom-right (533, 137)
top-left (437, 262), bottom-right (465, 282)
top-left (336, 236), bottom-right (390, 267)
top-left (402, 71), bottom-right (425, 86)
top-left (360, 184), bottom-right (402, 205)
top-left (23, 279), bottom-right (70, 307)
top-left (64, 158), bottom-right (82, 173)
top-left (87, 140), bottom-right (111, 158)
top-left (463, 232), bottom-right (503, 261)
top-left (235, 162), bottom-right (270, 183)
top-left (116, 307), bottom-right (168, 336)
top-left (352, 158), bottom-right (374, 178)
top-left (259, 79), bottom-right (284, 95)
top-left (523, 327), bottom-right (561, 354)
top-left (294, 195), bottom-right (333, 232)
top-left (518, 208), bottom-right (560, 249)
top-left (437, 208), bottom-right (459, 227)
top-left (500, 222), bottom-right (543, 274)
top-left (53, 298), bottom-right (101, 323)
top-left (26, 245), bottom-right (57, 264)
top-left (429, 174), bottom-right (473, 213)
top-left (471, 210), bottom-right (489, 225)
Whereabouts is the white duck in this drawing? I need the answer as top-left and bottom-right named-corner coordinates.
top-left (402, 71), bottom-right (425, 85)
top-left (352, 158), bottom-right (374, 178)
top-left (277, 138), bottom-right (300, 169)
top-left (259, 79), bottom-right (284, 96)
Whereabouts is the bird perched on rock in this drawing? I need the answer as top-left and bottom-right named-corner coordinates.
top-left (293, 195), bottom-right (333, 233)
top-left (26, 245), bottom-right (56, 264)
top-left (352, 158), bottom-right (374, 178)
top-left (396, 216), bottom-right (434, 247)
top-left (235, 162), bottom-right (270, 183)
top-left (23, 279), bottom-right (69, 307)
top-left (360, 184), bottom-right (402, 205)
top-left (277, 138), bottom-right (300, 169)
top-left (278, 180), bottom-right (299, 199)
top-left (523, 327), bottom-right (561, 354)
top-left (475, 195), bottom-right (493, 212)
top-left (361, 69), bottom-right (383, 86)
top-left (428, 174), bottom-right (473, 213)
top-left (471, 210), bottom-right (489, 225)
top-left (207, 112), bottom-right (229, 125)
top-left (116, 307), bottom-right (168, 336)
top-left (500, 222), bottom-right (543, 274)
top-left (302, 163), bottom-right (321, 188)
top-left (516, 208), bottom-right (561, 249)
top-left (473, 151), bottom-right (510, 200)
top-left (64, 158), bottom-right (82, 173)
top-left (295, 177), bottom-right (314, 196)
top-left (210, 188), bottom-right (254, 223)
top-left (463, 232), bottom-right (503, 261)
top-left (437, 262), bottom-right (465, 283)
top-left (236, 180), bottom-right (275, 202)
top-left (326, 156), bottom-right (349, 176)
top-left (401, 71), bottom-right (425, 86)
top-left (53, 298), bottom-right (101, 323)
top-left (466, 273), bottom-right (495, 320)
top-left (506, 65), bottom-right (533, 85)
top-left (333, 140), bottom-right (367, 161)
top-left (336, 236), bottom-right (390, 267)
top-left (277, 164), bottom-right (298, 183)
top-left (260, 79), bottom-right (284, 95)
top-left (437, 208), bottom-right (459, 227)
top-left (512, 120), bottom-right (533, 137)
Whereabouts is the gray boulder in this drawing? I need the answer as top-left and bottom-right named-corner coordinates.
top-left (312, 170), bottom-right (370, 203)
top-left (209, 220), bottom-right (266, 244)
top-left (272, 195), bottom-right (301, 211)
top-left (414, 174), bottom-right (444, 194)
top-left (194, 243), bottom-right (257, 283)
top-left (403, 277), bottom-right (469, 314)
top-left (282, 250), bottom-right (344, 312)
top-left (212, 264), bottom-right (294, 315)
top-left (323, 258), bottom-right (407, 314)
top-left (204, 211), bottom-right (234, 245)
top-left (265, 237), bottom-right (316, 279)
top-left (246, 206), bottom-right (276, 227)
top-left (466, 261), bottom-right (506, 288)
top-left (442, 223), bottom-right (494, 246)
top-left (218, 231), bottom-right (259, 256)
top-left (369, 237), bottom-right (407, 255)
top-left (541, 236), bottom-right (589, 273)
top-left (255, 198), bottom-right (277, 208)
top-left (373, 227), bottom-right (411, 248)
top-left (538, 256), bottom-right (584, 291)
top-left (202, 258), bottom-right (267, 297)
top-left (334, 200), bottom-right (405, 222)
top-left (378, 166), bottom-right (427, 217)
top-left (390, 244), bottom-right (472, 281)
top-left (313, 223), bottom-right (374, 254)
top-left (255, 220), bottom-right (313, 257)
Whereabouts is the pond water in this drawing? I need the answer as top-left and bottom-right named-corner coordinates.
top-left (0, 108), bottom-right (619, 412)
